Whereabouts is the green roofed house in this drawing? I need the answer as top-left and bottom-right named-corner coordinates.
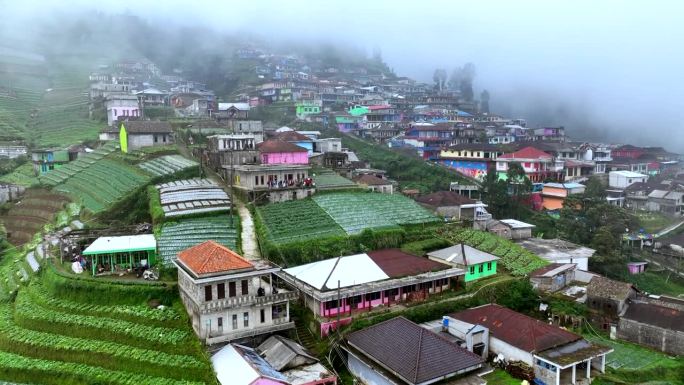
top-left (82, 234), bottom-right (157, 276)
top-left (427, 244), bottom-right (499, 282)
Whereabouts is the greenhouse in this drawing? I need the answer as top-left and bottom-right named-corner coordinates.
top-left (82, 234), bottom-right (157, 276)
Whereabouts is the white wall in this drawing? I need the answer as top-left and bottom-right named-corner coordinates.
top-left (347, 350), bottom-right (397, 385)
top-left (490, 337), bottom-right (534, 365)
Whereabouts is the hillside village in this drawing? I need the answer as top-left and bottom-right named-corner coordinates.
top-left (0, 36), bottom-right (683, 385)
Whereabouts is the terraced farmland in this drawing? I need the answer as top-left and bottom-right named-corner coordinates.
top-left (53, 159), bottom-right (150, 214)
top-left (313, 192), bottom-right (439, 235)
top-left (256, 199), bottom-right (345, 245)
top-left (436, 228), bottom-right (548, 276)
top-left (157, 215), bottom-right (239, 265)
top-left (0, 268), bottom-right (214, 385)
top-left (0, 189), bottom-right (69, 245)
top-left (138, 155), bottom-right (198, 177)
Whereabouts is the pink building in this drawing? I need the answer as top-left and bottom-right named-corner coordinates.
top-left (258, 140), bottom-right (308, 165)
top-left (278, 249), bottom-right (464, 337)
top-left (105, 95), bottom-right (140, 126)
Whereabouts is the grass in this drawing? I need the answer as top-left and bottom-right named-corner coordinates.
top-left (583, 332), bottom-right (676, 370)
top-left (482, 369), bottom-right (522, 385)
top-left (635, 211), bottom-right (678, 234)
top-left (0, 163), bottom-right (38, 187)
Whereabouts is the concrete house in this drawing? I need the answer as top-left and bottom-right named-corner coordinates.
top-left (344, 317), bottom-right (485, 385)
top-left (499, 219), bottom-right (535, 240)
top-left (530, 263), bottom-right (577, 292)
top-left (353, 174), bottom-right (393, 194)
top-left (517, 238), bottom-right (595, 271)
top-left (100, 121), bottom-right (173, 151)
top-left (646, 190), bottom-right (684, 215)
top-left (586, 276), bottom-right (637, 330)
top-left (415, 191), bottom-right (490, 221)
top-left (618, 301), bottom-right (684, 356)
top-left (175, 241), bottom-right (296, 345)
top-left (608, 171), bottom-right (647, 189)
top-left (448, 304), bottom-right (612, 385)
top-left (229, 164), bottom-right (314, 203)
top-left (258, 140), bottom-right (309, 165)
top-left (427, 244), bottom-right (499, 283)
top-left (273, 130), bottom-right (314, 155)
top-left (206, 134), bottom-right (259, 170)
top-left (105, 94), bottom-right (140, 126)
top-left (278, 249), bottom-right (463, 336)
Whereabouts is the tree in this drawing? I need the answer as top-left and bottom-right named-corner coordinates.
top-left (481, 170), bottom-right (509, 218)
top-left (433, 69), bottom-right (447, 91)
top-left (480, 90), bottom-right (490, 113)
top-left (591, 226), bottom-right (621, 262)
top-left (584, 176), bottom-right (606, 201)
top-left (496, 280), bottom-right (539, 313)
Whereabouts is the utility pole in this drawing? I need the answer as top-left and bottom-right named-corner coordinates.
top-left (336, 280), bottom-right (341, 331)
top-left (229, 146), bottom-right (235, 226)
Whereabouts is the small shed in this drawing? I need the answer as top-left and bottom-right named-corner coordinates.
top-left (500, 219), bottom-right (535, 239)
top-left (82, 234), bottom-right (157, 276)
top-left (530, 263), bottom-right (577, 292)
top-left (627, 261), bottom-right (648, 275)
top-left (427, 244), bottom-right (499, 282)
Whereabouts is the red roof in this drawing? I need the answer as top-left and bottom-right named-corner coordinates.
top-left (367, 104), bottom-right (393, 111)
top-left (274, 131), bottom-right (311, 142)
top-left (450, 304), bottom-right (581, 353)
top-left (257, 139), bottom-right (308, 153)
top-left (415, 191), bottom-right (475, 207)
top-left (178, 241), bottom-right (254, 276)
top-left (367, 249), bottom-right (449, 277)
top-left (499, 146), bottom-right (552, 160)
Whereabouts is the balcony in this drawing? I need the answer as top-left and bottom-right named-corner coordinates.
top-left (205, 319), bottom-right (295, 345)
top-left (200, 291), bottom-right (297, 314)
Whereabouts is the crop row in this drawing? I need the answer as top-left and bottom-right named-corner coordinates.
top-left (256, 199), bottom-right (345, 244)
top-left (436, 228), bottom-right (548, 275)
top-left (25, 282), bottom-right (182, 326)
top-left (139, 155), bottom-right (198, 177)
top-left (14, 292), bottom-right (191, 353)
top-left (0, 304), bottom-right (209, 381)
top-left (0, 349), bottom-right (207, 385)
top-left (158, 216), bottom-right (239, 265)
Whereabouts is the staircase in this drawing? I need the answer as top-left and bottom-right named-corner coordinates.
top-left (294, 320), bottom-right (317, 352)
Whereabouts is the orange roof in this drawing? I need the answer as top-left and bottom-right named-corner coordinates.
top-left (499, 146), bottom-right (552, 160)
top-left (178, 241), bottom-right (253, 276)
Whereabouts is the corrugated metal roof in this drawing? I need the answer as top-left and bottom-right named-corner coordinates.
top-left (83, 234), bottom-right (156, 255)
top-left (450, 304), bottom-right (581, 353)
top-left (427, 244), bottom-right (499, 266)
top-left (367, 249), bottom-right (450, 278)
top-left (283, 253), bottom-right (389, 291)
top-left (347, 317), bottom-right (484, 384)
top-left (622, 301), bottom-right (684, 332)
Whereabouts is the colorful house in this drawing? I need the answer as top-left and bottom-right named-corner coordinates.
top-left (31, 149), bottom-right (71, 175)
top-left (295, 102), bottom-right (321, 119)
top-left (427, 244), bottom-right (499, 282)
top-left (438, 143), bottom-right (505, 181)
top-left (82, 234), bottom-right (157, 276)
top-left (278, 249), bottom-right (463, 336)
top-left (541, 182), bottom-right (586, 211)
top-left (335, 115), bottom-right (361, 133)
top-left (496, 146), bottom-right (564, 182)
top-left (258, 140), bottom-right (308, 165)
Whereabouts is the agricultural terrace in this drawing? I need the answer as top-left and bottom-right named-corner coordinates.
top-left (436, 228), bottom-right (548, 276)
top-left (38, 142), bottom-right (118, 186)
top-left (138, 155), bottom-right (198, 177)
top-left (312, 170), bottom-right (358, 190)
top-left (313, 192), bottom-right (439, 234)
top-left (157, 179), bottom-right (230, 218)
top-left (52, 158), bottom-right (150, 214)
top-left (256, 199), bottom-right (345, 245)
top-left (157, 215), bottom-right (239, 266)
top-left (0, 189), bottom-right (69, 245)
top-left (0, 263), bottom-right (214, 384)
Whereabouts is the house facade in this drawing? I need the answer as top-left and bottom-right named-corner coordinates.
top-left (100, 121), bottom-right (174, 151)
top-left (278, 249), bottom-right (463, 336)
top-left (258, 140), bottom-right (308, 165)
top-left (427, 244), bottom-right (499, 282)
top-left (175, 241), bottom-right (296, 345)
top-left (105, 95), bottom-right (140, 126)
top-left (229, 164), bottom-right (314, 203)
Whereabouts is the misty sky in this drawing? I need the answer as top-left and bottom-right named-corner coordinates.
top-left (6, 0), bottom-right (684, 151)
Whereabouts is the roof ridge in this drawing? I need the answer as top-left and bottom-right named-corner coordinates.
top-left (321, 255), bottom-right (343, 291)
top-left (413, 326), bottom-right (425, 383)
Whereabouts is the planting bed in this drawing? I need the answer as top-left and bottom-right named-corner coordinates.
top-left (157, 215), bottom-right (239, 266)
top-left (139, 155), bottom-right (198, 177)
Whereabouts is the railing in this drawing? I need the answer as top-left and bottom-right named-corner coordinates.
top-left (206, 321), bottom-right (295, 344)
top-left (200, 291), bottom-right (297, 313)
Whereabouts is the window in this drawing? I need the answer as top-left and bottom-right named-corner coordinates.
top-left (384, 288), bottom-right (399, 297)
top-left (243, 312), bottom-right (249, 327)
top-left (154, 135), bottom-right (158, 143)
top-left (255, 176), bottom-right (259, 185)
top-left (324, 300), bottom-right (339, 310)
top-left (272, 303), bottom-right (287, 319)
top-left (469, 266), bottom-right (475, 275)
top-left (229, 281), bottom-right (236, 297)
top-left (217, 317), bottom-right (223, 328)
top-left (365, 292), bottom-right (381, 302)
top-left (348, 295), bottom-right (361, 307)
top-left (487, 262), bottom-right (492, 271)
top-left (403, 285), bottom-right (416, 293)
top-left (260, 309), bottom-right (265, 323)
top-left (232, 314), bottom-right (238, 329)
top-left (204, 285), bottom-right (212, 301)
top-left (479, 265), bottom-right (484, 273)
top-left (241, 280), bottom-right (248, 295)
top-left (217, 283), bottom-right (225, 299)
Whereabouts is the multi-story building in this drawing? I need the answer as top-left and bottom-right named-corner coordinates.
top-left (104, 95), bottom-right (140, 126)
top-left (438, 143), bottom-right (507, 181)
top-left (496, 146), bottom-right (564, 182)
top-left (175, 241), bottom-right (296, 345)
top-left (206, 134), bottom-right (259, 170)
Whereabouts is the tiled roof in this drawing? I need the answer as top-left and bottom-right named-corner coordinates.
top-left (530, 263), bottom-right (576, 278)
top-left (498, 146), bottom-right (552, 160)
top-left (177, 240), bottom-right (253, 276)
top-left (355, 174), bottom-right (390, 186)
top-left (274, 131), bottom-right (311, 142)
top-left (257, 139), bottom-right (308, 153)
top-left (347, 317), bottom-right (484, 384)
top-left (415, 191), bottom-right (475, 207)
top-left (450, 304), bottom-right (581, 353)
top-left (366, 249), bottom-right (450, 278)
top-left (587, 276), bottom-right (635, 301)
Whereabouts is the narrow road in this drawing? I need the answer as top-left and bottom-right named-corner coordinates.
top-left (237, 202), bottom-right (261, 260)
top-left (655, 220), bottom-right (684, 238)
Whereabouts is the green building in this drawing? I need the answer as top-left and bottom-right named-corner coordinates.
top-left (427, 244), bottom-right (499, 282)
top-left (31, 149), bottom-right (70, 175)
top-left (295, 102), bottom-right (321, 119)
top-left (348, 106), bottom-right (370, 116)
top-left (82, 234), bottom-right (157, 276)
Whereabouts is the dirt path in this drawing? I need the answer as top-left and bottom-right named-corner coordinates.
top-left (237, 202), bottom-right (261, 260)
